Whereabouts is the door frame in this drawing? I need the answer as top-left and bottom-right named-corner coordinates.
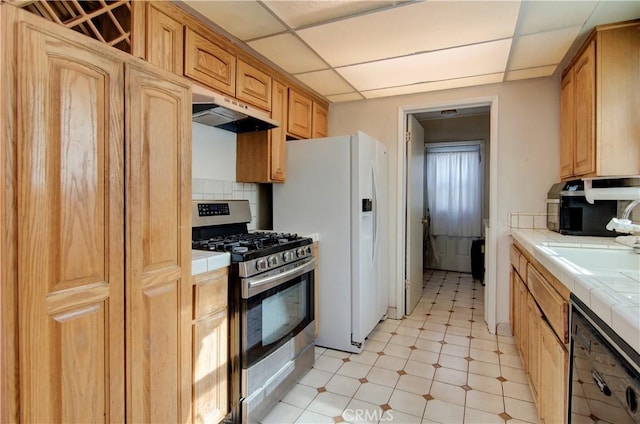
top-left (396, 96), bottom-right (499, 333)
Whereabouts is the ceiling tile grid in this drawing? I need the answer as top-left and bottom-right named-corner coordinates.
top-left (183, 0), bottom-right (640, 103)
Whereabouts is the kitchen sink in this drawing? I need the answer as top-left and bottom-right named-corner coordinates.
top-left (545, 245), bottom-right (640, 272)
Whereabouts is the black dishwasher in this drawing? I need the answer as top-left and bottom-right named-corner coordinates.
top-left (570, 295), bottom-right (640, 423)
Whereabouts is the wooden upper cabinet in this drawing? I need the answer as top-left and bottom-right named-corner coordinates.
top-left (559, 21), bottom-right (640, 179)
top-left (312, 101), bottom-right (329, 138)
top-left (236, 59), bottom-right (272, 111)
top-left (145, 2), bottom-right (184, 74)
top-left (573, 41), bottom-right (596, 177)
top-left (270, 80), bottom-right (288, 181)
top-left (559, 72), bottom-right (574, 179)
top-left (16, 19), bottom-right (126, 424)
top-left (236, 80), bottom-right (287, 183)
top-left (184, 27), bottom-right (236, 97)
top-left (125, 61), bottom-right (192, 424)
top-left (288, 88), bottom-right (313, 139)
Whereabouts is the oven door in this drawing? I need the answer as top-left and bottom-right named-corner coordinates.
top-left (241, 257), bottom-right (315, 368)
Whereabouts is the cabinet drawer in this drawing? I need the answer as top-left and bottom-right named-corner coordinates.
top-left (527, 266), bottom-right (569, 343)
top-left (510, 244), bottom-right (528, 280)
top-left (193, 268), bottom-right (228, 319)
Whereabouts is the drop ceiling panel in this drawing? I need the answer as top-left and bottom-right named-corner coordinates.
top-left (185, 1), bottom-right (285, 41)
top-left (509, 27), bottom-right (581, 70)
top-left (586, 1), bottom-right (640, 27)
top-left (297, 1), bottom-right (520, 67)
top-left (326, 92), bottom-right (365, 103)
top-left (337, 40), bottom-right (512, 92)
top-left (361, 74), bottom-right (504, 99)
top-left (518, 1), bottom-right (598, 35)
top-left (506, 65), bottom-right (557, 81)
top-left (248, 34), bottom-right (327, 74)
top-left (263, 1), bottom-right (403, 29)
top-left (294, 69), bottom-right (354, 96)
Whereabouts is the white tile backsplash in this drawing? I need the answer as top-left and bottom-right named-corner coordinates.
top-left (193, 178), bottom-right (259, 230)
top-left (508, 212), bottom-right (548, 229)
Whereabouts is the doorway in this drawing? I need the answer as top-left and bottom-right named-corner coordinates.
top-left (397, 97), bottom-right (499, 333)
top-left (425, 141), bottom-right (485, 273)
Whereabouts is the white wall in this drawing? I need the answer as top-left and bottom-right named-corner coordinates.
top-left (192, 122), bottom-right (236, 180)
top-left (328, 77), bottom-right (561, 329)
top-left (191, 122), bottom-right (261, 229)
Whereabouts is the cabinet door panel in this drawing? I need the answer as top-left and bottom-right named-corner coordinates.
top-left (126, 62), bottom-right (192, 423)
top-left (146, 3), bottom-right (183, 74)
top-left (237, 59), bottom-right (272, 111)
top-left (270, 80), bottom-right (287, 181)
top-left (193, 309), bottom-right (228, 424)
top-left (526, 293), bottom-right (541, 402)
top-left (540, 320), bottom-right (568, 424)
top-left (17, 23), bottom-right (125, 423)
top-left (559, 72), bottom-right (574, 179)
top-left (573, 42), bottom-right (596, 176)
top-left (312, 101), bottom-right (328, 138)
top-left (184, 28), bottom-right (236, 96)
top-left (288, 88), bottom-right (312, 139)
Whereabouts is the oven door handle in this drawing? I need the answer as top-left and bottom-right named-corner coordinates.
top-left (243, 257), bottom-right (315, 298)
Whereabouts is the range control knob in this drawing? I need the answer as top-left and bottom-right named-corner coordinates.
top-left (296, 247), bottom-right (305, 258)
top-left (256, 258), bottom-right (268, 272)
top-left (268, 255), bottom-right (279, 268)
top-left (305, 246), bottom-right (313, 255)
top-left (283, 251), bottom-right (295, 262)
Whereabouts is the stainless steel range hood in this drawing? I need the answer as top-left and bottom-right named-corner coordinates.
top-left (192, 86), bottom-right (279, 133)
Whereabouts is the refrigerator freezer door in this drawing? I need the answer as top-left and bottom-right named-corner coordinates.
top-left (351, 132), bottom-right (382, 346)
top-left (273, 135), bottom-right (354, 352)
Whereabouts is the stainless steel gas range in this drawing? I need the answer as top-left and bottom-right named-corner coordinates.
top-left (191, 200), bottom-right (315, 423)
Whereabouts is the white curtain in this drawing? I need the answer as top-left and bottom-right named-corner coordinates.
top-left (426, 148), bottom-right (481, 237)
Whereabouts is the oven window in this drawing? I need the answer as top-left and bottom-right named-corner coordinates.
top-left (245, 271), bottom-right (314, 367)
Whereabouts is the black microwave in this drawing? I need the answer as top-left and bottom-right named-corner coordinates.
top-left (547, 181), bottom-right (617, 237)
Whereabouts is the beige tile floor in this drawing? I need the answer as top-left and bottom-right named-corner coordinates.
top-left (261, 270), bottom-right (539, 424)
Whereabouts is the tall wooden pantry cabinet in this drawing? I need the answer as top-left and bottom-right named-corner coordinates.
top-left (1, 4), bottom-right (192, 423)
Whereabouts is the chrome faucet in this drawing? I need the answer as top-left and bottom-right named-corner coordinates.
top-left (606, 199), bottom-right (640, 248)
top-left (622, 199), bottom-right (640, 220)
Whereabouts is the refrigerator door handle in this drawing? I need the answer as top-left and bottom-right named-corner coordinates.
top-left (372, 166), bottom-right (378, 262)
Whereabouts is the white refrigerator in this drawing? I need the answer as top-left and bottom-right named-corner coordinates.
top-left (273, 131), bottom-right (388, 353)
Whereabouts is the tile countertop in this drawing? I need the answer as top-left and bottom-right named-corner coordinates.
top-left (191, 250), bottom-right (230, 276)
top-left (511, 228), bottom-right (640, 355)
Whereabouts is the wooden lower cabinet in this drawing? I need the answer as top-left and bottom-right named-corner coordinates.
top-left (192, 268), bottom-right (229, 424)
top-left (526, 293), bottom-right (542, 402)
top-left (510, 269), bottom-right (528, 362)
top-left (539, 319), bottom-right (569, 423)
top-left (2, 6), bottom-right (193, 423)
top-left (511, 243), bottom-right (569, 423)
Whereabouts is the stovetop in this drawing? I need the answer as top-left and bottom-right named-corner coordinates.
top-left (192, 231), bottom-right (312, 262)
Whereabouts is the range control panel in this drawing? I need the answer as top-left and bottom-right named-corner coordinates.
top-left (197, 203), bottom-right (230, 216)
